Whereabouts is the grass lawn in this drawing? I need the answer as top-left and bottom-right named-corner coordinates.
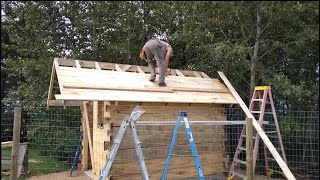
top-left (1, 147), bottom-right (71, 180)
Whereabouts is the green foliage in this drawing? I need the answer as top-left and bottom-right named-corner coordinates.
top-left (26, 107), bottom-right (81, 159)
top-left (264, 74), bottom-right (312, 106)
top-left (1, 1), bottom-right (318, 110)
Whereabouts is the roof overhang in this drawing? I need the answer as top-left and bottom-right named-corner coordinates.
top-left (47, 58), bottom-right (238, 108)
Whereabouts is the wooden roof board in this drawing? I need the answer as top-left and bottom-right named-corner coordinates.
top-left (55, 89), bottom-right (237, 104)
top-left (48, 58), bottom-right (238, 105)
top-left (57, 67), bottom-right (228, 91)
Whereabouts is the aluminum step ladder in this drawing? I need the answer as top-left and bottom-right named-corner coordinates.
top-left (100, 106), bottom-right (149, 180)
top-left (161, 111), bottom-right (205, 180)
top-left (228, 86), bottom-right (287, 179)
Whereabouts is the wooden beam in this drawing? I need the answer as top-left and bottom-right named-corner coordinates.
top-left (115, 64), bottom-right (122, 72)
top-left (246, 118), bottom-right (254, 180)
top-left (1, 142), bottom-right (28, 148)
top-left (53, 58), bottom-right (63, 95)
top-left (218, 71), bottom-right (296, 180)
top-left (95, 62), bottom-right (101, 70)
top-left (81, 108), bottom-right (89, 170)
top-left (83, 101), bottom-right (95, 173)
top-left (75, 60), bottom-right (81, 69)
top-left (55, 91), bottom-right (238, 104)
top-left (55, 58), bottom-right (212, 77)
top-left (144, 85), bottom-right (229, 93)
top-left (93, 101), bottom-right (98, 129)
top-left (64, 83), bottom-right (229, 93)
top-left (122, 65), bottom-right (132, 72)
top-left (1, 141), bottom-right (13, 148)
top-left (135, 120), bottom-right (269, 126)
top-left (92, 101), bottom-right (98, 175)
top-left (10, 107), bottom-right (22, 180)
top-left (172, 87), bottom-right (228, 93)
top-left (46, 62), bottom-right (56, 110)
top-left (47, 100), bottom-right (82, 107)
top-left (201, 72), bottom-right (211, 79)
top-left (104, 101), bottom-right (111, 119)
top-left (63, 84), bottom-right (174, 93)
top-left (175, 69), bottom-right (185, 77)
top-left (193, 71), bottom-right (202, 78)
top-left (136, 66), bottom-right (145, 74)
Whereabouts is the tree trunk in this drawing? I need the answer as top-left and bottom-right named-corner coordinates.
top-left (250, 2), bottom-right (261, 97)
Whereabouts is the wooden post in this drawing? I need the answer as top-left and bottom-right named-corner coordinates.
top-left (81, 109), bottom-right (89, 170)
top-left (93, 101), bottom-right (98, 178)
top-left (218, 71), bottom-right (296, 180)
top-left (246, 118), bottom-right (254, 180)
top-left (10, 107), bottom-right (22, 180)
top-left (83, 101), bottom-right (95, 174)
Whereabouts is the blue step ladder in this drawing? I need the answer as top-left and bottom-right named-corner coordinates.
top-left (161, 111), bottom-right (205, 180)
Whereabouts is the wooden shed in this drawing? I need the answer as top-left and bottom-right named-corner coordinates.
top-left (47, 58), bottom-right (241, 180)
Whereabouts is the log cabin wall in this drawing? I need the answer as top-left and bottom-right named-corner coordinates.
top-left (80, 101), bottom-right (113, 180)
top-left (81, 101), bottom-right (228, 180)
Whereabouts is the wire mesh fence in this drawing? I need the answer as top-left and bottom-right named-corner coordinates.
top-left (1, 103), bottom-right (319, 179)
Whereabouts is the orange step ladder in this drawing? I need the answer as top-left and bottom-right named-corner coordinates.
top-left (228, 86), bottom-right (287, 179)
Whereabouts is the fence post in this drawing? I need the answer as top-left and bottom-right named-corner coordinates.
top-left (246, 118), bottom-right (254, 180)
top-left (10, 107), bottom-right (22, 180)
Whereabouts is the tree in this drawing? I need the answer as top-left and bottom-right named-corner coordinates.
top-left (1, 1), bottom-right (318, 110)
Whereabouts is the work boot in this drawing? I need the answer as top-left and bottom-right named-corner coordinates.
top-left (158, 82), bottom-right (167, 87)
top-left (149, 75), bottom-right (156, 82)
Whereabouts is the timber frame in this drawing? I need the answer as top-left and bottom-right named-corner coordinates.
top-left (46, 58), bottom-right (295, 180)
top-left (46, 58), bottom-right (238, 108)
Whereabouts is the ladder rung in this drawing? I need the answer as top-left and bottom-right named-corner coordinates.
top-left (267, 148), bottom-right (282, 154)
top-left (238, 147), bottom-right (246, 151)
top-left (264, 111), bottom-right (274, 114)
top-left (250, 99), bottom-right (271, 104)
top-left (234, 159), bottom-right (246, 165)
top-left (230, 171), bottom-right (247, 179)
top-left (266, 157), bottom-right (277, 161)
top-left (267, 135), bottom-right (278, 138)
top-left (241, 135), bottom-right (257, 139)
top-left (265, 131), bottom-right (277, 134)
top-left (267, 168), bottom-right (284, 175)
top-left (250, 111), bottom-right (274, 115)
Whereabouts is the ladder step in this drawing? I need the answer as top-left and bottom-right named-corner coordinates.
top-left (266, 145), bottom-right (282, 151)
top-left (265, 131), bottom-right (277, 134)
top-left (250, 111), bottom-right (274, 115)
top-left (238, 147), bottom-right (246, 151)
top-left (267, 168), bottom-right (284, 175)
top-left (230, 171), bottom-right (247, 179)
top-left (267, 135), bottom-right (278, 138)
top-left (251, 99), bottom-right (271, 104)
top-left (266, 157), bottom-right (277, 161)
top-left (241, 135), bottom-right (257, 139)
top-left (266, 123), bottom-right (276, 126)
top-left (234, 159), bottom-right (246, 165)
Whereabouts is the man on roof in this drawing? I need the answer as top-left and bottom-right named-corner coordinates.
top-left (140, 39), bottom-right (173, 87)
